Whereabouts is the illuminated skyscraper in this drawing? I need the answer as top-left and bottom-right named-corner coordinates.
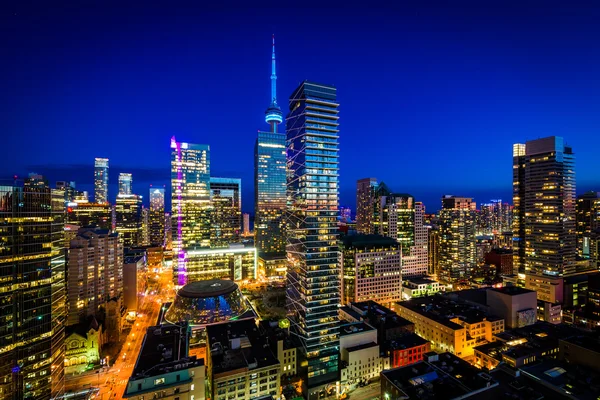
top-left (114, 194), bottom-right (142, 247)
top-left (0, 176), bottom-right (66, 399)
top-left (210, 177), bottom-right (242, 247)
top-left (94, 158), bottom-right (109, 204)
top-left (438, 195), bottom-right (477, 284)
top-left (286, 81), bottom-right (340, 395)
top-left (149, 187), bottom-right (166, 247)
top-left (513, 136), bottom-right (576, 277)
top-left (118, 173), bottom-right (133, 195)
top-left (576, 191), bottom-right (600, 258)
top-left (255, 36), bottom-right (287, 256)
top-left (170, 137), bottom-right (211, 286)
top-left (356, 177), bottom-right (378, 234)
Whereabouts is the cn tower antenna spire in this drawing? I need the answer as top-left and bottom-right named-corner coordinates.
top-left (265, 34), bottom-right (283, 132)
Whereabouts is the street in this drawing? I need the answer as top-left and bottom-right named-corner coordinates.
top-left (347, 382), bottom-right (380, 400)
top-left (65, 264), bottom-right (174, 399)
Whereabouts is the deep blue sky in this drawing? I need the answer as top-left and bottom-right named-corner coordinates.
top-left (2, 1), bottom-right (600, 213)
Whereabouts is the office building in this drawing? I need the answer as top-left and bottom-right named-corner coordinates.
top-left (355, 181), bottom-right (428, 277)
top-left (438, 195), bottom-right (477, 284)
top-left (141, 207), bottom-right (150, 246)
top-left (171, 137), bottom-right (212, 286)
top-left (123, 255), bottom-right (145, 312)
top-left (259, 320), bottom-right (298, 378)
top-left (118, 172), bottom-right (133, 195)
top-left (339, 322), bottom-right (389, 392)
top-left (576, 191), bottom-right (600, 257)
top-left (210, 177), bottom-right (242, 247)
top-left (206, 319), bottom-right (281, 400)
top-left (178, 245), bottom-right (257, 284)
top-left (66, 202), bottom-right (112, 229)
top-left (243, 213), bottom-right (250, 236)
top-left (0, 176), bottom-right (66, 399)
top-left (124, 323), bottom-right (205, 400)
top-left (67, 227), bottom-right (124, 341)
top-left (115, 194), bottom-right (143, 247)
top-left (356, 178), bottom-right (378, 234)
top-left (477, 200), bottom-right (512, 235)
top-left (402, 277), bottom-right (441, 299)
top-left (255, 37), bottom-right (287, 257)
top-left (513, 136), bottom-right (576, 277)
top-left (381, 352), bottom-right (499, 400)
top-left (56, 180), bottom-right (77, 203)
top-left (286, 81), bottom-right (340, 395)
top-left (340, 234), bottom-right (402, 306)
top-left (149, 187), bottom-right (166, 247)
top-left (394, 295), bottom-right (504, 358)
top-left (94, 157), bottom-right (109, 204)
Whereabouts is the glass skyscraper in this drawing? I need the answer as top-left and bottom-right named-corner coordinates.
top-left (114, 194), bottom-right (143, 247)
top-left (170, 137), bottom-right (211, 286)
top-left (118, 172), bottom-right (133, 195)
top-left (513, 136), bottom-right (576, 277)
top-left (210, 177), bottom-right (242, 247)
top-left (255, 36), bottom-right (287, 256)
top-left (149, 187), bottom-right (166, 247)
top-left (285, 81), bottom-right (340, 394)
top-left (0, 176), bottom-right (66, 400)
top-left (94, 157), bottom-right (109, 204)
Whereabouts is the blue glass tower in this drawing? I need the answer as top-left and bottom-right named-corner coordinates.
top-left (255, 37), bottom-right (287, 256)
top-left (286, 81), bottom-right (340, 395)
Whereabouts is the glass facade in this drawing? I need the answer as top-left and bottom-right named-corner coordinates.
top-left (114, 194), bottom-right (143, 247)
top-left (513, 136), bottom-right (576, 277)
top-left (0, 178), bottom-right (66, 400)
top-left (255, 131), bottom-right (287, 255)
top-left (66, 202), bottom-right (112, 229)
top-left (285, 81), bottom-right (340, 388)
top-left (210, 177), bottom-right (242, 247)
top-left (94, 157), bottom-right (109, 204)
top-left (438, 196), bottom-right (477, 283)
top-left (149, 187), bottom-right (165, 247)
top-left (184, 247), bottom-right (257, 282)
top-left (170, 138), bottom-right (212, 286)
top-left (118, 173), bottom-right (133, 195)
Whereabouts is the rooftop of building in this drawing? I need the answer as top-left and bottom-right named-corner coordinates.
top-left (398, 295), bottom-right (502, 329)
top-left (489, 286), bottom-right (535, 296)
top-left (340, 306), bottom-right (363, 322)
top-left (351, 300), bottom-right (395, 316)
top-left (339, 322), bottom-right (375, 337)
top-left (130, 323), bottom-right (202, 380)
top-left (560, 336), bottom-right (600, 354)
top-left (258, 320), bottom-right (296, 351)
top-left (381, 352), bottom-right (496, 399)
top-left (340, 234), bottom-right (399, 249)
top-left (473, 341), bottom-right (506, 358)
top-left (178, 279), bottom-right (238, 298)
top-left (124, 255), bottom-right (144, 264)
top-left (404, 277), bottom-right (438, 285)
top-left (386, 333), bottom-right (429, 351)
top-left (206, 318), bottom-right (279, 376)
top-left (520, 361), bottom-right (600, 400)
top-left (345, 341), bottom-right (378, 353)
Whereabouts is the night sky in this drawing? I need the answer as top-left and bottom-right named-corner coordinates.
top-left (2, 1), bottom-right (600, 213)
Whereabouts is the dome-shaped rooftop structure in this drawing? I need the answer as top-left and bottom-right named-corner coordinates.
top-left (164, 279), bottom-right (255, 327)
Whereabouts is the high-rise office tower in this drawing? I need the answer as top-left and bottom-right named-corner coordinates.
top-left (255, 36), bottom-right (287, 256)
top-left (94, 157), bottom-right (109, 204)
top-left (477, 200), bottom-right (513, 235)
top-left (286, 81), bottom-right (340, 395)
top-left (355, 180), bottom-right (428, 277)
top-left (170, 137), bottom-right (211, 286)
top-left (243, 213), bottom-right (250, 235)
top-left (141, 207), bottom-right (150, 246)
top-left (0, 176), bottom-right (66, 399)
top-left (513, 136), bottom-right (576, 277)
top-left (114, 194), bottom-right (143, 247)
top-left (210, 177), bottom-right (242, 247)
top-left (356, 177), bottom-right (378, 234)
top-left (56, 180), bottom-right (77, 203)
top-left (149, 187), bottom-right (166, 247)
top-left (576, 191), bottom-right (600, 258)
top-left (118, 173), bottom-right (133, 195)
top-left (438, 195), bottom-right (477, 284)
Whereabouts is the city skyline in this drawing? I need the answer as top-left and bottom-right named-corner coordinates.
top-left (4, 2), bottom-right (600, 213)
